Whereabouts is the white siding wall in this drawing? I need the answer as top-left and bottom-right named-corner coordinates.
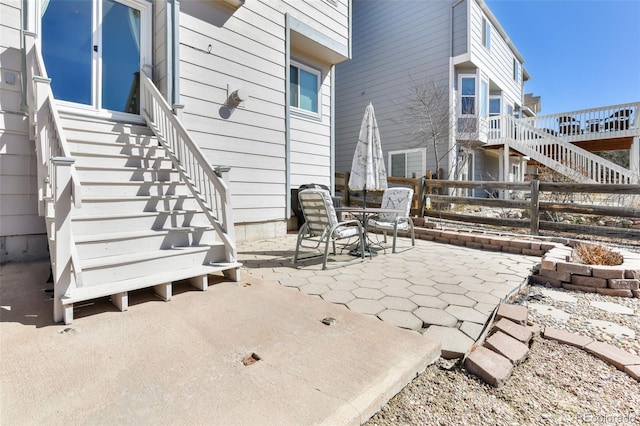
top-left (468, 0), bottom-right (522, 107)
top-left (335, 0), bottom-right (452, 176)
top-left (177, 0), bottom-right (348, 224)
top-left (289, 57), bottom-right (333, 189)
top-left (153, 1), bottom-right (168, 97)
top-left (0, 0), bottom-right (47, 260)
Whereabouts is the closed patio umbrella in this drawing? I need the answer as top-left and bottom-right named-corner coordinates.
top-left (349, 103), bottom-right (388, 207)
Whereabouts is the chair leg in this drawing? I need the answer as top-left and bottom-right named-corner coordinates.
top-left (392, 225), bottom-right (398, 253)
top-left (409, 218), bottom-right (415, 247)
top-left (293, 224), bottom-right (307, 264)
top-left (322, 233), bottom-right (333, 270)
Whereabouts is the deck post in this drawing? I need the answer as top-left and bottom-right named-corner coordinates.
top-left (631, 137), bottom-right (640, 180)
top-left (529, 174), bottom-right (540, 236)
top-left (52, 157), bottom-right (75, 323)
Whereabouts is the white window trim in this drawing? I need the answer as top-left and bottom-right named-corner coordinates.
top-left (290, 59), bottom-right (321, 119)
top-left (513, 58), bottom-right (520, 83)
top-left (482, 17), bottom-right (490, 51)
top-left (388, 148), bottom-right (426, 178)
top-left (458, 74), bottom-right (476, 116)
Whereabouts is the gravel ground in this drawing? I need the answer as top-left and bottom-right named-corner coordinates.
top-left (366, 284), bottom-right (640, 426)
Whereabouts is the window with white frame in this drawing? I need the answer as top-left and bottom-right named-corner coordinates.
top-left (389, 149), bottom-right (425, 178)
top-left (459, 76), bottom-right (476, 115)
top-left (489, 96), bottom-right (501, 117)
top-left (480, 80), bottom-right (488, 119)
top-left (290, 60), bottom-right (320, 116)
top-left (513, 58), bottom-right (520, 83)
top-left (482, 17), bottom-right (491, 51)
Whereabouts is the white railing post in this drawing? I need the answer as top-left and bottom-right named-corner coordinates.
top-left (52, 157), bottom-right (75, 324)
top-left (214, 165), bottom-right (236, 261)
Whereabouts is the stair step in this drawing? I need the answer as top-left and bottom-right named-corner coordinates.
top-left (73, 194), bottom-right (201, 215)
top-left (79, 244), bottom-right (228, 286)
top-left (72, 210), bottom-right (211, 236)
top-left (80, 180), bottom-right (189, 197)
top-left (75, 165), bottom-right (180, 182)
top-left (61, 262), bottom-right (242, 305)
top-left (76, 227), bottom-right (219, 260)
top-left (71, 152), bottom-right (173, 169)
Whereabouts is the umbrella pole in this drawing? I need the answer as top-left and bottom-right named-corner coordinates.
top-left (363, 187), bottom-right (367, 209)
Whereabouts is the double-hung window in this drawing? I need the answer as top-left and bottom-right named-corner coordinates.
top-left (290, 60), bottom-right (320, 117)
top-left (460, 76), bottom-right (476, 115)
top-left (389, 149), bottom-right (425, 178)
top-left (482, 17), bottom-right (491, 51)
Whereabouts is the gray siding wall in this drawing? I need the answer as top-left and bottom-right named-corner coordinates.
top-left (335, 0), bottom-right (452, 177)
top-left (452, 0), bottom-right (467, 57)
top-left (0, 0), bottom-right (45, 244)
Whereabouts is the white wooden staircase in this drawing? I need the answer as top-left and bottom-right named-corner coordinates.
top-left (24, 33), bottom-right (241, 324)
top-left (486, 102), bottom-right (640, 184)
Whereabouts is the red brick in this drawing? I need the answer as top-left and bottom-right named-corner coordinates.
top-left (464, 346), bottom-right (513, 388)
top-left (608, 279), bottom-right (640, 290)
top-left (530, 242), bottom-right (542, 250)
top-left (457, 234), bottom-right (474, 242)
top-left (596, 288), bottom-right (633, 297)
top-left (435, 237), bottom-right (451, 244)
top-left (496, 304), bottom-right (528, 325)
top-left (502, 246), bottom-right (522, 254)
top-left (557, 262), bottom-right (592, 275)
top-left (591, 267), bottom-right (625, 279)
top-left (522, 248), bottom-right (545, 257)
top-left (485, 332), bottom-right (529, 365)
top-left (538, 270), bottom-right (572, 282)
top-left (624, 269), bottom-right (640, 279)
top-left (633, 290), bottom-right (640, 298)
top-left (562, 283), bottom-right (597, 293)
top-left (510, 240), bottom-right (533, 249)
top-left (584, 341), bottom-right (640, 371)
top-left (418, 234), bottom-right (434, 241)
top-left (540, 258), bottom-right (557, 271)
top-left (529, 275), bottom-right (562, 288)
top-left (494, 318), bottom-right (533, 344)
top-left (541, 243), bottom-right (559, 251)
top-left (571, 275), bottom-right (607, 288)
top-left (543, 327), bottom-right (593, 349)
top-left (526, 323), bottom-right (543, 338)
top-left (465, 241), bottom-right (483, 250)
top-left (473, 235), bottom-right (492, 245)
top-left (482, 244), bottom-right (501, 252)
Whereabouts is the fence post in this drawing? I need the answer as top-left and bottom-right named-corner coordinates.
top-left (52, 157), bottom-right (75, 324)
top-left (530, 174), bottom-right (540, 236)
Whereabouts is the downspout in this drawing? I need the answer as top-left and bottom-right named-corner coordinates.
top-left (285, 14), bottom-right (291, 219)
top-left (330, 64), bottom-right (335, 194)
top-left (169, 0), bottom-right (181, 111)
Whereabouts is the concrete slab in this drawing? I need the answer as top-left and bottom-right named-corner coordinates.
top-left (528, 303), bottom-right (571, 322)
top-left (585, 319), bottom-right (636, 339)
top-left (0, 264), bottom-right (440, 425)
top-left (589, 301), bottom-right (635, 315)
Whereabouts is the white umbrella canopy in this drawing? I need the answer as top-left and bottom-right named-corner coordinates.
top-left (348, 103), bottom-right (387, 206)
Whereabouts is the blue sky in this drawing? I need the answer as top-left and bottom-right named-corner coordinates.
top-left (485, 0), bottom-right (640, 115)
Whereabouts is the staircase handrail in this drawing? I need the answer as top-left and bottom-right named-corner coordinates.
top-left (488, 114), bottom-right (638, 184)
top-left (24, 32), bottom-right (82, 321)
top-left (24, 32), bottom-right (82, 210)
top-left (139, 73), bottom-right (237, 262)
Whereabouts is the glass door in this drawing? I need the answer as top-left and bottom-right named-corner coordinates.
top-left (42, 0), bottom-right (148, 116)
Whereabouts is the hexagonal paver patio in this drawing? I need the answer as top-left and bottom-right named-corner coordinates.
top-left (238, 234), bottom-right (539, 357)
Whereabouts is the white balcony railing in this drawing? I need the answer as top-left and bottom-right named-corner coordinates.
top-left (520, 102), bottom-right (640, 142)
top-left (487, 114), bottom-right (639, 184)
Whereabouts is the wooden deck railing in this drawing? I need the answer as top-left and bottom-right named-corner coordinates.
top-left (140, 73), bottom-right (237, 263)
top-left (25, 32), bottom-right (83, 323)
